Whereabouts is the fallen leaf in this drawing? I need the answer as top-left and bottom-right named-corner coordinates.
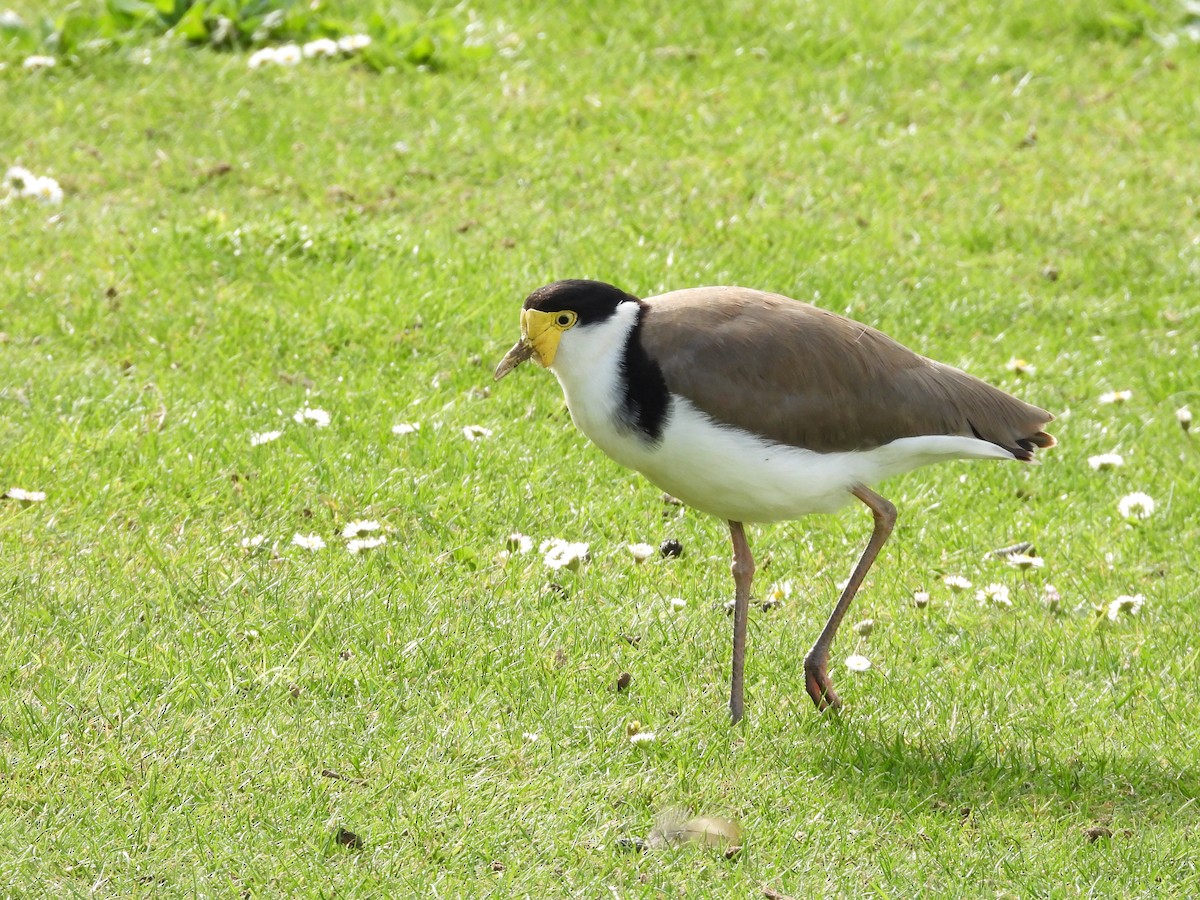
top-left (646, 806), bottom-right (742, 851)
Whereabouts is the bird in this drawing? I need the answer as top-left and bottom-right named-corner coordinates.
top-left (494, 279), bottom-right (1055, 723)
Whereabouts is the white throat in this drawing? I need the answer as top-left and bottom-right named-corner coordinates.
top-left (547, 301), bottom-right (647, 467)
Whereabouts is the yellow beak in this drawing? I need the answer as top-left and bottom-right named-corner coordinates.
top-left (493, 309), bottom-right (561, 381)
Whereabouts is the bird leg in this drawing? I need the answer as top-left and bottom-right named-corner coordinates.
top-left (728, 520), bottom-right (754, 725)
top-left (803, 485), bottom-right (896, 711)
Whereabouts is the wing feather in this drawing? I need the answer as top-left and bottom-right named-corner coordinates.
top-left (639, 287), bottom-right (1055, 457)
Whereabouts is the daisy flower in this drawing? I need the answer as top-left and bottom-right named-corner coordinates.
top-left (1178, 406), bottom-right (1192, 432)
top-left (273, 44), bottom-right (302, 65)
top-left (247, 47), bottom-right (278, 68)
top-left (22, 55), bottom-right (56, 70)
top-left (1043, 583), bottom-right (1061, 610)
top-left (845, 654), bottom-right (872, 672)
top-left (24, 175), bottom-right (62, 204)
top-left (669, 597), bottom-right (687, 610)
top-left (542, 539), bottom-right (589, 571)
top-left (628, 731), bottom-right (657, 745)
top-left (1117, 492), bottom-right (1155, 521)
top-left (853, 619), bottom-right (875, 636)
top-left (302, 38), bottom-right (339, 58)
top-left (1106, 593), bottom-right (1145, 621)
top-left (342, 520), bottom-right (380, 539)
top-left (1006, 553), bottom-right (1044, 571)
top-left (942, 574), bottom-right (971, 592)
top-left (912, 589), bottom-right (931, 608)
top-left (347, 535), bottom-right (387, 554)
top-left (506, 532), bottom-right (533, 554)
top-left (765, 580), bottom-right (794, 605)
top-left (337, 34), bottom-right (372, 52)
top-left (392, 422), bottom-right (420, 436)
top-left (462, 424), bottom-right (492, 441)
top-left (293, 407), bottom-right (330, 427)
top-left (4, 167), bottom-right (62, 204)
top-left (522, 731), bottom-right (540, 743)
top-left (4, 166), bottom-right (34, 190)
top-left (1006, 358), bottom-right (1036, 376)
top-left (291, 533), bottom-right (325, 551)
top-left (250, 429), bottom-right (283, 446)
top-left (238, 534), bottom-right (266, 550)
top-left (976, 583), bottom-right (1012, 607)
top-left (1087, 453), bottom-right (1124, 471)
top-left (627, 542), bottom-right (656, 563)
top-left (1098, 390), bottom-right (1132, 405)
top-left (4, 487), bottom-right (46, 502)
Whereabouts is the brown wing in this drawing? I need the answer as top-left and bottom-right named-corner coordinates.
top-left (640, 287), bottom-right (1055, 457)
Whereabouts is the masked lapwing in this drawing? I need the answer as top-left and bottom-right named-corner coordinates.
top-left (494, 280), bottom-right (1055, 723)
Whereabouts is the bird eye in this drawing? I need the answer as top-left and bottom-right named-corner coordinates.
top-left (556, 312), bottom-right (576, 328)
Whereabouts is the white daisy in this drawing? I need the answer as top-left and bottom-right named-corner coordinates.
top-left (247, 47), bottom-right (278, 68)
top-left (239, 534), bottom-right (266, 550)
top-left (912, 590), bottom-right (931, 608)
top-left (522, 731), bottom-right (540, 743)
top-left (1006, 358), bottom-right (1036, 375)
top-left (628, 731), bottom-right (657, 745)
top-left (22, 55), bottom-right (56, 70)
top-left (542, 539), bottom-right (589, 571)
top-left (627, 542), bottom-right (656, 563)
top-left (1006, 553), bottom-right (1044, 570)
top-left (291, 533), bottom-right (325, 551)
top-left (337, 34), bottom-right (372, 53)
top-left (1106, 593), bottom-right (1145, 621)
top-left (852, 619), bottom-right (875, 636)
top-left (392, 422), bottom-right (420, 436)
top-left (1178, 406), bottom-right (1192, 432)
top-left (5, 487), bottom-right (46, 502)
top-left (302, 38), bottom-right (339, 58)
top-left (293, 407), bottom-right (330, 427)
top-left (765, 580), bottom-right (794, 604)
top-left (505, 532), bottom-right (533, 554)
top-left (273, 43), bottom-right (302, 65)
top-left (669, 597), bottom-right (687, 609)
top-left (462, 424), bottom-right (492, 441)
top-left (341, 519), bottom-right (380, 538)
top-left (845, 654), bottom-right (872, 672)
top-left (250, 429), bottom-right (283, 446)
top-left (1117, 492), bottom-right (1155, 521)
top-left (1087, 452), bottom-right (1124, 471)
top-left (1043, 583), bottom-right (1061, 610)
top-left (23, 175), bottom-right (62, 204)
top-left (1098, 390), bottom-right (1133, 405)
top-left (1, 10), bottom-right (25, 27)
top-left (942, 574), bottom-right (972, 592)
top-left (3, 166), bottom-right (34, 190)
top-left (347, 535), bottom-right (387, 554)
top-left (976, 583), bottom-right (1012, 607)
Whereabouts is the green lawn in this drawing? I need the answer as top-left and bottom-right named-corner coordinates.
top-left (2, 0), bottom-right (1199, 894)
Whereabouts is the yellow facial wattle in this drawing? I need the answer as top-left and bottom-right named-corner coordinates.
top-left (521, 308), bottom-right (564, 368)
top-left (493, 307), bottom-right (578, 381)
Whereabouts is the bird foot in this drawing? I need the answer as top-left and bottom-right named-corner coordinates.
top-left (803, 655), bottom-right (843, 712)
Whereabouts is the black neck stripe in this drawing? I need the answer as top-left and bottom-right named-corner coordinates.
top-left (617, 303), bottom-right (671, 443)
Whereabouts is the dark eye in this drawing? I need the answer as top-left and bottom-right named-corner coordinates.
top-left (556, 313), bottom-right (572, 326)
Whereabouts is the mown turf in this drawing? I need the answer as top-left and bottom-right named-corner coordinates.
top-left (2, 0), bottom-right (1199, 895)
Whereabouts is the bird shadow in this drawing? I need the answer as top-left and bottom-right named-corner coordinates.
top-left (787, 711), bottom-right (1200, 821)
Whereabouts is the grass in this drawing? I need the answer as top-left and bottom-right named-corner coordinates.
top-left (2, 0), bottom-right (1199, 894)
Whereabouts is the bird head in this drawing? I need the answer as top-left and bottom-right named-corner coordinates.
top-left (493, 279), bottom-right (637, 381)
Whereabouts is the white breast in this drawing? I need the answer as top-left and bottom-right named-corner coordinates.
top-left (548, 303), bottom-right (1015, 524)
